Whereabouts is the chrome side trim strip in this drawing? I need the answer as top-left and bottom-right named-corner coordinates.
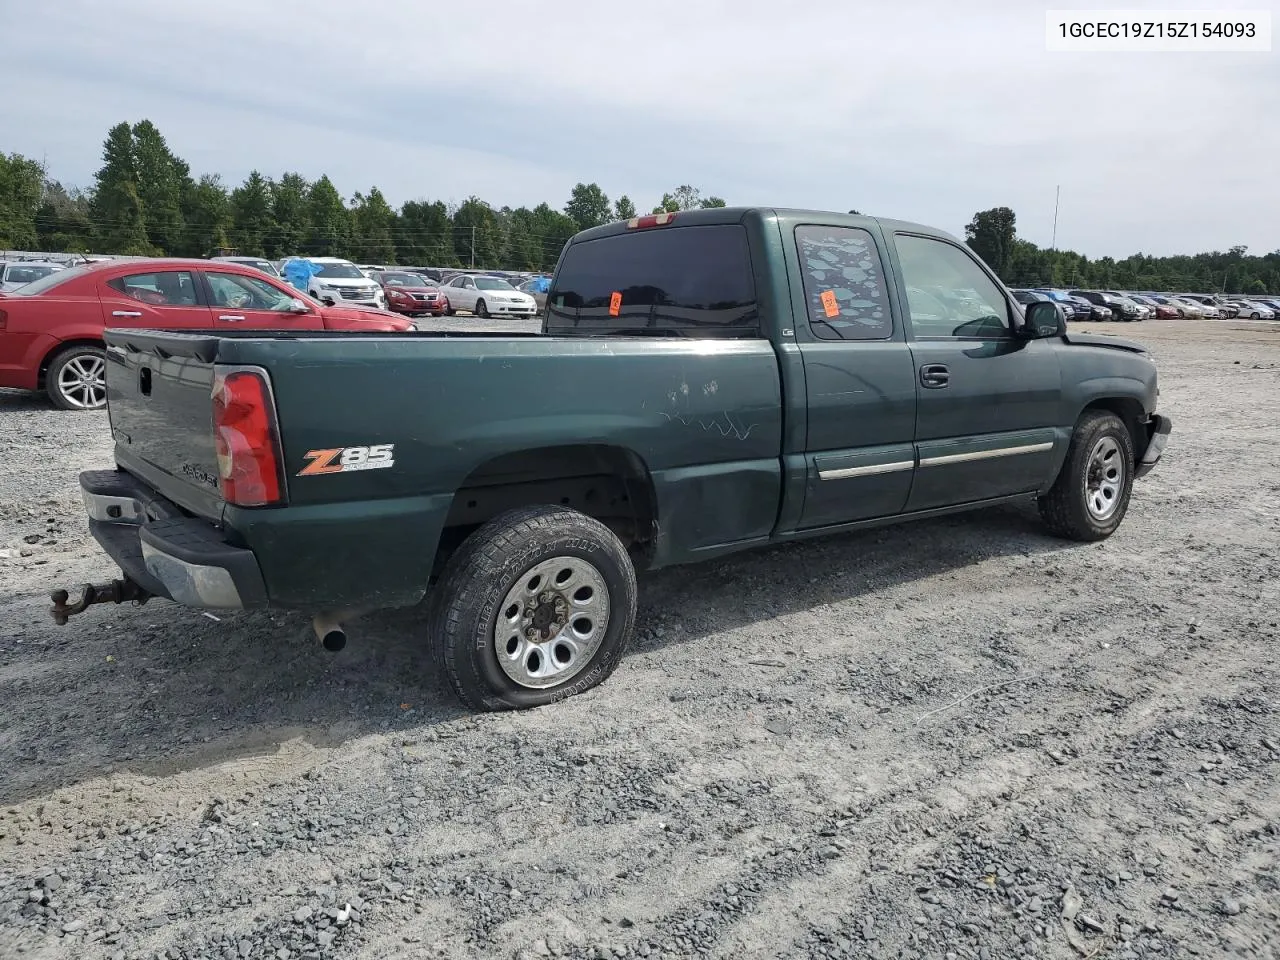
top-left (919, 441), bottom-right (1053, 468)
top-left (818, 460), bottom-right (915, 481)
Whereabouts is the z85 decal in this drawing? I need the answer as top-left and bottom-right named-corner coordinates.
top-left (297, 444), bottom-right (395, 476)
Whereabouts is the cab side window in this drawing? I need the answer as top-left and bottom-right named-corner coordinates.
top-left (795, 226), bottom-right (892, 340)
top-left (895, 235), bottom-right (1011, 339)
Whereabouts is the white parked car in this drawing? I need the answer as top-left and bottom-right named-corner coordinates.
top-left (282, 256), bottom-right (387, 309)
top-left (1230, 300), bottom-right (1276, 320)
top-left (0, 260), bottom-right (65, 292)
top-left (441, 274), bottom-right (538, 318)
top-left (211, 256), bottom-right (282, 279)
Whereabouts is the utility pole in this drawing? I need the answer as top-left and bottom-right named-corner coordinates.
top-left (470, 226), bottom-right (476, 269)
top-left (1051, 185), bottom-right (1060, 252)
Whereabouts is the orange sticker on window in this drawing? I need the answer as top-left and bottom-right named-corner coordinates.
top-left (609, 291), bottom-right (622, 316)
top-left (820, 289), bottom-right (840, 318)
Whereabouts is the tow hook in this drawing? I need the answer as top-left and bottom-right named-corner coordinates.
top-left (50, 578), bottom-right (153, 625)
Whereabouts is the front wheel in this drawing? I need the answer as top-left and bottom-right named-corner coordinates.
top-left (1038, 411), bottom-right (1135, 541)
top-left (475, 298), bottom-right (489, 319)
top-left (429, 506), bottom-right (638, 711)
top-left (47, 345), bottom-right (107, 411)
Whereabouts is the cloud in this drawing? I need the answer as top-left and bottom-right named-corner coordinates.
top-left (1, 0), bottom-right (1275, 257)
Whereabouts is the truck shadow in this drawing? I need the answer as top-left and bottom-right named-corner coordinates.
top-left (1, 502), bottom-right (1072, 806)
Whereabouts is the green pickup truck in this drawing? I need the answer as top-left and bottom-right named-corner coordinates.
top-left (56, 208), bottom-right (1171, 711)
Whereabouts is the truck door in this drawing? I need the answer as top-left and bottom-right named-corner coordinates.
top-left (789, 223), bottom-right (918, 529)
top-left (887, 232), bottom-right (1062, 512)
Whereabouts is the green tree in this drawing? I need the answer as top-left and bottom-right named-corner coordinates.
top-left (34, 180), bottom-right (94, 252)
top-left (397, 199), bottom-right (456, 266)
top-left (0, 152), bottom-right (45, 249)
top-left (91, 123), bottom-right (151, 255)
top-left (527, 203), bottom-right (580, 270)
top-left (451, 196), bottom-right (501, 268)
top-left (651, 184), bottom-right (725, 214)
top-left (269, 173), bottom-right (310, 256)
top-left (305, 175), bottom-right (349, 256)
top-left (613, 196), bottom-right (637, 221)
top-left (848, 209), bottom-right (862, 215)
top-left (182, 174), bottom-right (231, 256)
top-left (131, 120), bottom-right (190, 254)
top-left (564, 182), bottom-right (611, 231)
top-left (228, 170), bottom-right (276, 256)
top-left (964, 206), bottom-right (1017, 277)
top-left (349, 186), bottom-right (397, 263)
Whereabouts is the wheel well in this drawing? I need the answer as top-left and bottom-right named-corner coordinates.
top-left (1082, 398), bottom-right (1145, 457)
top-left (38, 339), bottom-right (105, 388)
top-left (434, 444), bottom-right (658, 575)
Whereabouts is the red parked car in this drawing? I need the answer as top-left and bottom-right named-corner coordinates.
top-left (0, 258), bottom-right (413, 410)
top-left (372, 270), bottom-right (450, 317)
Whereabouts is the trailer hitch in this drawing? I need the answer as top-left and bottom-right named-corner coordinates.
top-left (50, 578), bottom-right (153, 625)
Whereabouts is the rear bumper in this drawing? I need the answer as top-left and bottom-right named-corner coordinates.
top-left (1136, 414), bottom-right (1172, 479)
top-left (81, 469), bottom-right (268, 610)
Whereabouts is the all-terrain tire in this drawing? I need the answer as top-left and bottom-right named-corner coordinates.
top-left (428, 506), bottom-right (638, 711)
top-left (1038, 411), bottom-right (1135, 542)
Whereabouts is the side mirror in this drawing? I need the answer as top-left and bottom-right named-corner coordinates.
top-left (1020, 300), bottom-right (1065, 339)
top-left (288, 297), bottom-right (310, 313)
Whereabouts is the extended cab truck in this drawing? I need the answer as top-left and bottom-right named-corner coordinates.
top-left (56, 208), bottom-right (1171, 711)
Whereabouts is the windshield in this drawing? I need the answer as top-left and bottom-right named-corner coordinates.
top-left (313, 262), bottom-right (365, 280)
top-left (380, 272), bottom-right (427, 286)
top-left (7, 264), bottom-right (89, 296)
top-left (3, 265), bottom-right (61, 285)
top-left (475, 277), bottom-right (516, 291)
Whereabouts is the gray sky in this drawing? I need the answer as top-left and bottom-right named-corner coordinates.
top-left (2, 0), bottom-right (1276, 258)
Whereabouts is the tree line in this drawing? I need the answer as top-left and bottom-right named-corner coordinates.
top-left (2, 121), bottom-right (1275, 292)
top-left (0, 121), bottom-right (727, 272)
top-left (965, 207), bottom-right (1280, 295)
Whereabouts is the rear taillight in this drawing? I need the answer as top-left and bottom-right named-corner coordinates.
top-left (626, 212), bottom-right (677, 229)
top-left (212, 367), bottom-right (285, 507)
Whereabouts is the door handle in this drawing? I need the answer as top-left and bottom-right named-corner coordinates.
top-left (920, 363), bottom-right (950, 388)
top-left (112, 310), bottom-right (142, 318)
top-left (218, 314), bottom-right (245, 321)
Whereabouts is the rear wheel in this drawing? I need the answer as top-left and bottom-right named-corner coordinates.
top-left (475, 298), bottom-right (489, 319)
top-left (1038, 411), bottom-right (1135, 542)
top-left (429, 506), bottom-right (638, 711)
top-left (47, 345), bottom-right (107, 411)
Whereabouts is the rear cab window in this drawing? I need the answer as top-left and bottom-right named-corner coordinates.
top-left (546, 224), bottom-right (758, 338)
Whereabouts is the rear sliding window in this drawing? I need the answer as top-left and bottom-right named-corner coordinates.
top-left (545, 225), bottom-right (759, 338)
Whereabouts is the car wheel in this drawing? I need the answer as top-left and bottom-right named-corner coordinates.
top-left (47, 345), bottom-right (108, 411)
top-left (429, 505), bottom-right (638, 711)
top-left (1250, 312), bottom-right (1261, 320)
top-left (475, 298), bottom-right (489, 319)
top-left (1038, 411), bottom-right (1135, 542)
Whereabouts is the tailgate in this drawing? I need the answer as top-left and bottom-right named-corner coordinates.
top-left (104, 330), bottom-right (226, 521)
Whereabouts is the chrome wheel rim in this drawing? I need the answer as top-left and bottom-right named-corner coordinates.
top-left (494, 556), bottom-right (610, 689)
top-left (1085, 436), bottom-right (1124, 521)
top-left (58, 355), bottom-right (106, 409)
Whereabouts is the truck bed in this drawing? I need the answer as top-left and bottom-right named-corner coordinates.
top-left (102, 327), bottom-right (786, 609)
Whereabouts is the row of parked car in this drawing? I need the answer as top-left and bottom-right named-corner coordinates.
top-left (1011, 287), bottom-right (1280, 322)
top-left (210, 256), bottom-right (551, 319)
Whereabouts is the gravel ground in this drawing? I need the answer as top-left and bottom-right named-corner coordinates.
top-left (1, 319), bottom-right (1278, 960)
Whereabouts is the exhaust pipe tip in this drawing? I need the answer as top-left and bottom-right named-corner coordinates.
top-left (313, 613), bottom-right (347, 652)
